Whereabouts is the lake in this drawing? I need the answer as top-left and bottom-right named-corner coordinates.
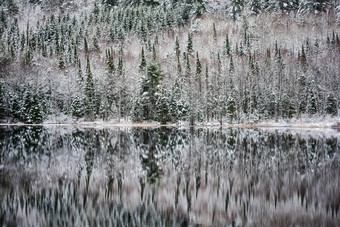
top-left (0, 126), bottom-right (339, 226)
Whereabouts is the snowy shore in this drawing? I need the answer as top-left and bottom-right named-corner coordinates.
top-left (1, 115), bottom-right (339, 130)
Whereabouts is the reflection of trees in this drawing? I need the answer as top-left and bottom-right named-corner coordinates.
top-left (0, 127), bottom-right (340, 225)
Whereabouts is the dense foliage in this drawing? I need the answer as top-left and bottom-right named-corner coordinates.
top-left (0, 0), bottom-right (339, 124)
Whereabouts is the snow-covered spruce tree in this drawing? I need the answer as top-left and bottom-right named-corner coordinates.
top-left (84, 55), bottom-right (96, 121)
top-left (6, 0), bottom-right (19, 15)
top-left (205, 65), bottom-right (214, 122)
top-left (282, 93), bottom-right (296, 118)
top-left (99, 95), bottom-right (111, 121)
top-left (187, 32), bottom-right (193, 55)
top-left (139, 61), bottom-right (162, 121)
top-left (132, 97), bottom-right (143, 122)
top-left (225, 34), bottom-right (231, 56)
top-left (195, 52), bottom-right (202, 95)
top-left (325, 94), bottom-right (338, 116)
top-left (58, 55), bottom-right (65, 69)
top-left (168, 78), bottom-right (180, 122)
top-left (156, 87), bottom-right (169, 124)
top-left (99, 48), bottom-right (116, 121)
top-left (139, 46), bottom-right (147, 72)
top-left (0, 81), bottom-right (5, 119)
top-left (227, 0), bottom-right (245, 21)
top-left (116, 52), bottom-right (129, 122)
top-left (307, 85), bottom-right (318, 115)
top-left (226, 95), bottom-right (237, 124)
top-left (29, 90), bottom-right (43, 124)
top-left (248, 0), bottom-right (262, 14)
top-left (71, 94), bottom-right (84, 120)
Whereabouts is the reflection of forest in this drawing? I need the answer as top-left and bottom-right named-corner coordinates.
top-left (0, 126), bottom-right (339, 226)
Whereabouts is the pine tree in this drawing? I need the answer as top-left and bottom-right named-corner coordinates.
top-left (228, 0), bottom-right (244, 21)
top-left (175, 36), bottom-right (180, 57)
top-left (156, 88), bottom-right (169, 124)
top-left (72, 94), bottom-right (84, 120)
top-left (300, 44), bottom-right (307, 69)
top-left (10, 92), bottom-right (21, 121)
top-left (7, 0), bottom-right (19, 15)
top-left (84, 55), bottom-right (96, 121)
top-left (93, 36), bottom-right (100, 52)
top-left (282, 94), bottom-right (296, 118)
top-left (249, 0), bottom-right (262, 14)
top-left (325, 94), bottom-right (337, 116)
top-left (99, 95), bottom-right (111, 121)
top-left (132, 97), bottom-right (143, 122)
top-left (22, 45), bottom-right (34, 67)
top-left (187, 33), bottom-right (193, 54)
top-left (84, 37), bottom-right (89, 54)
top-left (139, 46), bottom-right (147, 71)
top-left (0, 81), bottom-right (5, 119)
top-left (213, 23), bottom-right (217, 41)
top-left (307, 87), bottom-right (318, 115)
top-left (168, 77), bottom-right (183, 122)
top-left (139, 62), bottom-right (162, 121)
top-left (58, 55), bottom-right (65, 69)
top-left (25, 89), bottom-right (43, 124)
top-left (298, 75), bottom-right (307, 115)
top-left (195, 52), bottom-right (202, 94)
top-left (106, 48), bottom-right (115, 74)
top-left (77, 60), bottom-right (84, 86)
top-left (152, 44), bottom-right (157, 61)
top-left (225, 34), bottom-right (231, 56)
top-left (226, 95), bottom-right (236, 124)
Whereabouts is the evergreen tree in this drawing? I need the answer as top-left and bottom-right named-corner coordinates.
top-left (195, 52), bottom-right (202, 94)
top-left (156, 88), bottom-right (169, 124)
top-left (71, 94), bottom-right (84, 120)
top-left (23, 89), bottom-right (43, 124)
top-left (132, 97), bottom-right (143, 122)
top-left (300, 44), bottom-right (307, 69)
top-left (22, 45), bottom-right (34, 67)
top-left (99, 95), bottom-right (111, 121)
top-left (213, 23), bottom-right (217, 41)
top-left (297, 75), bottom-right (307, 116)
top-left (139, 62), bottom-right (162, 121)
top-left (325, 94), bottom-right (337, 116)
top-left (152, 44), bottom-right (157, 61)
top-left (225, 34), bottom-right (231, 56)
top-left (226, 95), bottom-right (237, 124)
top-left (0, 81), bottom-right (5, 119)
top-left (282, 94), bottom-right (296, 118)
top-left (175, 36), bottom-right (180, 57)
top-left (58, 55), bottom-right (65, 69)
top-left (93, 36), bottom-right (100, 52)
top-left (84, 55), bottom-right (96, 121)
top-left (84, 37), bottom-right (89, 54)
top-left (249, 0), bottom-right (262, 14)
top-left (139, 46), bottom-right (147, 71)
top-left (187, 33), bottom-right (193, 54)
top-left (228, 0), bottom-right (244, 21)
top-left (31, 91), bottom-right (43, 123)
top-left (307, 86), bottom-right (318, 115)
top-left (7, 0), bottom-right (19, 15)
top-left (106, 48), bottom-right (115, 74)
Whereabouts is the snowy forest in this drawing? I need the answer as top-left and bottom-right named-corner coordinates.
top-left (0, 0), bottom-right (340, 124)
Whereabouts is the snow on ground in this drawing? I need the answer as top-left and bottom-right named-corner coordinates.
top-left (1, 115), bottom-right (339, 129)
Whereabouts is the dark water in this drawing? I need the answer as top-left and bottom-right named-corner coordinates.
top-left (0, 126), bottom-right (339, 226)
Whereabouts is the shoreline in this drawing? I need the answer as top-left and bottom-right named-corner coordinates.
top-left (1, 121), bottom-right (339, 130)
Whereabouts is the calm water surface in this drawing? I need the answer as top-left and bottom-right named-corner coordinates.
top-left (0, 126), bottom-right (339, 226)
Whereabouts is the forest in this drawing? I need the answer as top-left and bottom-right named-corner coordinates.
top-left (0, 0), bottom-right (339, 124)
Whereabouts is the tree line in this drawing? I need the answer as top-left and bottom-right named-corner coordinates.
top-left (0, 0), bottom-right (339, 124)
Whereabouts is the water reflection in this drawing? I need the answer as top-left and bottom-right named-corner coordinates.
top-left (0, 126), bottom-right (339, 226)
